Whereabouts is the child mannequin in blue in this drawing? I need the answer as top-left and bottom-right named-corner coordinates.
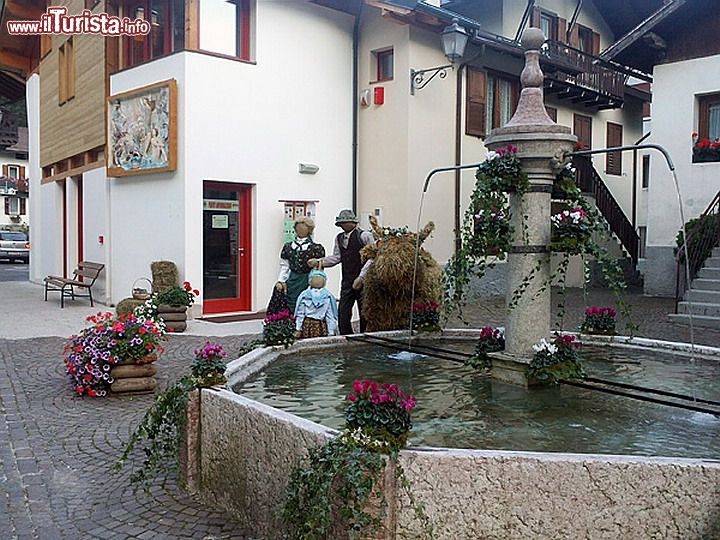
top-left (294, 270), bottom-right (339, 338)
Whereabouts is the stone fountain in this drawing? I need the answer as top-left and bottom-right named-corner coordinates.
top-left (485, 28), bottom-right (577, 386)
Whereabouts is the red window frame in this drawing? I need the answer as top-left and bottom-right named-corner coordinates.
top-left (123, 0), bottom-right (174, 68)
top-left (197, 0), bottom-right (252, 61)
top-left (376, 49), bottom-right (393, 82)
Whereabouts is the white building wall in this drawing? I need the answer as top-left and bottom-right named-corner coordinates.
top-left (107, 1), bottom-right (354, 311)
top-left (0, 154), bottom-right (29, 229)
top-left (109, 53), bottom-right (187, 308)
top-left (82, 166), bottom-right (110, 302)
top-left (644, 55), bottom-right (720, 295)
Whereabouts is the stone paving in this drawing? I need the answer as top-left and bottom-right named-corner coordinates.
top-left (1, 288), bottom-right (719, 540)
top-left (0, 334), bottom-right (257, 540)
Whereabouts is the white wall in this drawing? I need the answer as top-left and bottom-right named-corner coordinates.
top-left (82, 166), bottom-right (110, 302)
top-left (647, 56), bottom-right (720, 248)
top-left (109, 53), bottom-right (187, 307)
top-left (107, 1), bottom-right (354, 311)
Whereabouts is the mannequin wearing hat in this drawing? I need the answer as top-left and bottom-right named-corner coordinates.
top-left (294, 269), bottom-right (338, 338)
top-left (307, 209), bottom-right (374, 335)
top-left (276, 217), bottom-right (326, 314)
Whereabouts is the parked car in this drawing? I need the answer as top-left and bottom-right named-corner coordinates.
top-left (0, 231), bottom-right (29, 263)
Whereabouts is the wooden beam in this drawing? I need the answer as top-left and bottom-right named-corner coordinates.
top-left (0, 49), bottom-right (30, 75)
top-left (4, 0), bottom-right (44, 21)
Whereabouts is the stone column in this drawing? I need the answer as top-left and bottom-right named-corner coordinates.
top-left (485, 29), bottom-right (576, 368)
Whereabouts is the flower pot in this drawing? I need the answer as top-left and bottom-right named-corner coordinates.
top-left (110, 355), bottom-right (159, 394)
top-left (157, 304), bottom-right (188, 333)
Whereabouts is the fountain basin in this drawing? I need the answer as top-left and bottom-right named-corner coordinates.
top-left (190, 331), bottom-right (720, 539)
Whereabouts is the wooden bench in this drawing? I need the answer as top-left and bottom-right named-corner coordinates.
top-left (44, 261), bottom-right (105, 308)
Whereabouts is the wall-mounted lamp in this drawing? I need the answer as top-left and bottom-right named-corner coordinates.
top-left (410, 19), bottom-right (468, 95)
top-left (298, 163), bottom-right (320, 174)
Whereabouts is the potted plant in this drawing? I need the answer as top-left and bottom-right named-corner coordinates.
top-left (550, 206), bottom-right (592, 255)
top-left (155, 281), bottom-right (199, 333)
top-left (465, 326), bottom-right (505, 369)
top-left (410, 301), bottom-right (441, 333)
top-left (64, 312), bottom-right (165, 396)
top-left (262, 309), bottom-right (296, 347)
top-left (190, 342), bottom-right (228, 387)
top-left (580, 306), bottom-right (617, 335)
top-left (528, 333), bottom-right (584, 384)
top-left (692, 133), bottom-right (720, 163)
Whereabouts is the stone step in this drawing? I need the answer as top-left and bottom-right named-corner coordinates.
top-left (714, 247), bottom-right (720, 257)
top-left (698, 267), bottom-right (720, 279)
top-left (685, 289), bottom-right (720, 303)
top-left (668, 313), bottom-right (720, 330)
top-left (677, 301), bottom-right (720, 317)
top-left (705, 257), bottom-right (720, 269)
top-left (691, 279), bottom-right (720, 291)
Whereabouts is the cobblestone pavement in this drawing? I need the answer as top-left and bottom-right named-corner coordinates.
top-left (449, 288), bottom-right (720, 348)
top-left (1, 290), bottom-right (718, 540)
top-left (0, 334), bottom-right (258, 540)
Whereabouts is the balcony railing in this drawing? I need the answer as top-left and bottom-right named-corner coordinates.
top-left (541, 41), bottom-right (627, 101)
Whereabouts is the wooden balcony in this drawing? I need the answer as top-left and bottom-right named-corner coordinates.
top-left (541, 41), bottom-right (627, 110)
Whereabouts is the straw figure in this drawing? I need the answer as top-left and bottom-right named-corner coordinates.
top-left (360, 216), bottom-right (442, 331)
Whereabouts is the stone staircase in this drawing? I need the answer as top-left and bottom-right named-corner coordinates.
top-left (669, 248), bottom-right (720, 329)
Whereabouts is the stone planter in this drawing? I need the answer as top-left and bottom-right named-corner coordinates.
top-left (110, 357), bottom-right (158, 394)
top-left (157, 304), bottom-right (188, 333)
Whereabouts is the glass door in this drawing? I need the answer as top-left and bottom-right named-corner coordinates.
top-left (202, 181), bottom-right (252, 314)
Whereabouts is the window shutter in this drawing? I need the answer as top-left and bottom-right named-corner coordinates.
top-left (557, 18), bottom-right (567, 43)
top-left (569, 25), bottom-right (580, 48)
top-left (574, 114), bottom-right (592, 149)
top-left (19, 166), bottom-right (25, 179)
top-left (4, 197), bottom-right (9, 215)
top-left (592, 32), bottom-right (601, 56)
top-left (466, 68), bottom-right (487, 138)
top-left (20, 198), bottom-right (26, 215)
top-left (606, 123), bottom-right (623, 175)
top-left (1, 165), bottom-right (7, 176)
top-left (531, 7), bottom-right (541, 28)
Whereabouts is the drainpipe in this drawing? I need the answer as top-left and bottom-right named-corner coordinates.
top-left (351, 4), bottom-right (362, 213)
top-left (633, 131), bottom-right (652, 230)
top-left (454, 47), bottom-right (485, 254)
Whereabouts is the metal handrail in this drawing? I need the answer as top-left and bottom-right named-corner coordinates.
top-left (572, 155), bottom-right (639, 263)
top-left (674, 190), bottom-right (720, 312)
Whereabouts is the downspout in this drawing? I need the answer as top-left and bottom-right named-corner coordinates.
top-left (454, 47), bottom-right (484, 254)
top-left (351, 4), bottom-right (362, 213)
top-left (632, 131), bottom-right (652, 230)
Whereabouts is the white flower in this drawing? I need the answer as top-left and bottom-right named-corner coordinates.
top-left (486, 150), bottom-right (499, 161)
top-left (532, 338), bottom-right (557, 355)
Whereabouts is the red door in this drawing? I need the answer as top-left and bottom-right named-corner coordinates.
top-left (202, 181), bottom-right (252, 314)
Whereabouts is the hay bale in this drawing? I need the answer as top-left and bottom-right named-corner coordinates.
top-left (116, 297), bottom-right (143, 316)
top-left (151, 260), bottom-right (179, 293)
top-left (361, 217), bottom-right (442, 332)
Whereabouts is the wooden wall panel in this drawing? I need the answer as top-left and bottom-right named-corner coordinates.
top-left (39, 0), bottom-right (107, 167)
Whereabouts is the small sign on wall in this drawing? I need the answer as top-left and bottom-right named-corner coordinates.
top-left (211, 214), bottom-right (229, 229)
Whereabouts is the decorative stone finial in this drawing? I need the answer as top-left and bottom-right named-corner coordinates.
top-left (502, 27), bottom-right (554, 127)
top-left (521, 27), bottom-right (546, 51)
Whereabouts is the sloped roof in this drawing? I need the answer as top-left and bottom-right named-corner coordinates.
top-left (5, 126), bottom-right (27, 153)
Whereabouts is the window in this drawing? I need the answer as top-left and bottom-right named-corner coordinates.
top-left (642, 155), bottom-right (650, 189)
top-left (638, 226), bottom-right (647, 259)
top-left (374, 48), bottom-right (393, 82)
top-left (573, 114), bottom-right (592, 149)
top-left (40, 34), bottom-right (51, 58)
top-left (123, 0), bottom-right (185, 68)
top-left (606, 122), bottom-right (623, 175)
top-left (539, 12), bottom-right (558, 42)
top-left (546, 106), bottom-right (557, 122)
top-left (578, 25), bottom-right (593, 54)
top-left (7, 165), bottom-right (19, 178)
top-left (199, 0), bottom-right (252, 60)
top-left (4, 197), bottom-right (25, 216)
top-left (698, 93), bottom-right (720, 142)
top-left (58, 37), bottom-right (75, 104)
top-left (466, 68), bottom-right (518, 137)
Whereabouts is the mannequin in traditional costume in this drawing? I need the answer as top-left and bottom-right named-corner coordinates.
top-left (294, 270), bottom-right (338, 338)
top-left (276, 217), bottom-right (325, 313)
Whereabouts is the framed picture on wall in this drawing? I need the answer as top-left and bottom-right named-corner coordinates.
top-left (107, 78), bottom-right (177, 177)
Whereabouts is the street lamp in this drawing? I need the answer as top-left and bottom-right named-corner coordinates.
top-left (410, 18), bottom-right (468, 95)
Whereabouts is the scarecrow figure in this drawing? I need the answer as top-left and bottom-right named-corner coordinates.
top-left (276, 217), bottom-right (326, 313)
top-left (360, 216), bottom-right (442, 332)
top-left (294, 269), bottom-right (339, 338)
top-left (308, 209), bottom-right (374, 335)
